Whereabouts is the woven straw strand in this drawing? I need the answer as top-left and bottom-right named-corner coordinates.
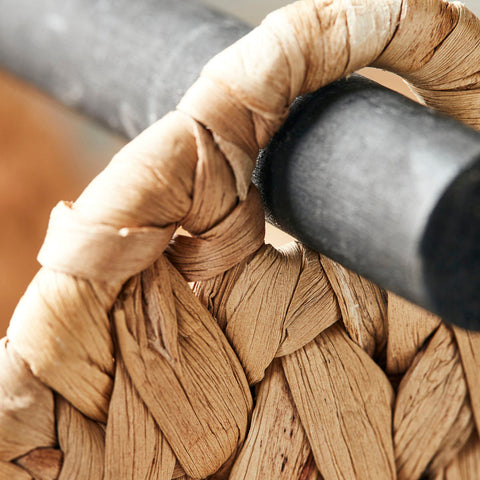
top-left (2, 0), bottom-right (480, 479)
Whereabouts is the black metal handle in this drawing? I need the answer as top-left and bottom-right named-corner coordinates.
top-left (255, 75), bottom-right (480, 330)
top-left (0, 0), bottom-right (250, 135)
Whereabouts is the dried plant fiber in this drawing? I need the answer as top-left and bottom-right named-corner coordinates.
top-left (2, 0), bottom-right (480, 478)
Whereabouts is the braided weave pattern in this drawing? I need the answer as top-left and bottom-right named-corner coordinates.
top-left (2, 0), bottom-right (480, 478)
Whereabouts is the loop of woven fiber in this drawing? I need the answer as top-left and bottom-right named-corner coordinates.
top-left (2, 0), bottom-right (480, 478)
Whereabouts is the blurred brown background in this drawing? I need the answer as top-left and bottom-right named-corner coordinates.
top-left (0, 72), bottom-right (122, 332)
top-left (2, 0), bottom-right (478, 335)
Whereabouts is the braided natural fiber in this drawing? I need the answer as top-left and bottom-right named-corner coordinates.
top-left (2, 0), bottom-right (480, 478)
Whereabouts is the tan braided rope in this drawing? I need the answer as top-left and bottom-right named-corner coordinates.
top-left (2, 0), bottom-right (480, 478)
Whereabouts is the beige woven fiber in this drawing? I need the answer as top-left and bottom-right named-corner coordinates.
top-left (2, 0), bottom-right (480, 478)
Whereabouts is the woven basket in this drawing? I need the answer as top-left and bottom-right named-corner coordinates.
top-left (2, 0), bottom-right (480, 478)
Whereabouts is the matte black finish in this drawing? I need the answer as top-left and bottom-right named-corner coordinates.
top-left (422, 160), bottom-right (480, 330)
top-left (255, 75), bottom-right (480, 329)
top-left (0, 0), bottom-right (249, 136)
top-left (1, 1), bottom-right (479, 328)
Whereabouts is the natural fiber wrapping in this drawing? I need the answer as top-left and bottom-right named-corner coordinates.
top-left (14, 449), bottom-right (62, 480)
top-left (105, 355), bottom-right (177, 480)
top-left (0, 461), bottom-right (33, 480)
top-left (320, 255), bottom-right (387, 356)
top-left (386, 292), bottom-right (441, 375)
top-left (454, 327), bottom-right (480, 433)
top-left (393, 324), bottom-right (473, 479)
top-left (2, 0), bottom-right (480, 478)
top-left (55, 396), bottom-right (105, 480)
top-left (0, 338), bottom-right (56, 460)
top-left (112, 258), bottom-right (252, 478)
top-left (283, 323), bottom-right (395, 479)
top-left (229, 360), bottom-right (319, 479)
top-left (445, 432), bottom-right (480, 479)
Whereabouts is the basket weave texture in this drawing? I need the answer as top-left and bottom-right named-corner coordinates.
top-left (2, 0), bottom-right (480, 478)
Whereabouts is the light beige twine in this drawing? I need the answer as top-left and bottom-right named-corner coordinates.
top-left (2, 0), bottom-right (480, 478)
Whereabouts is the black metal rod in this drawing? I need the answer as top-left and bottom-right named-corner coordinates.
top-left (0, 0), bottom-right (250, 136)
top-left (0, 0), bottom-right (479, 329)
top-left (255, 76), bottom-right (480, 330)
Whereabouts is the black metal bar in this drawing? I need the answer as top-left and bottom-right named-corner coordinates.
top-left (0, 0), bottom-right (479, 329)
top-left (0, 0), bottom-right (249, 136)
top-left (254, 75), bottom-right (480, 330)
